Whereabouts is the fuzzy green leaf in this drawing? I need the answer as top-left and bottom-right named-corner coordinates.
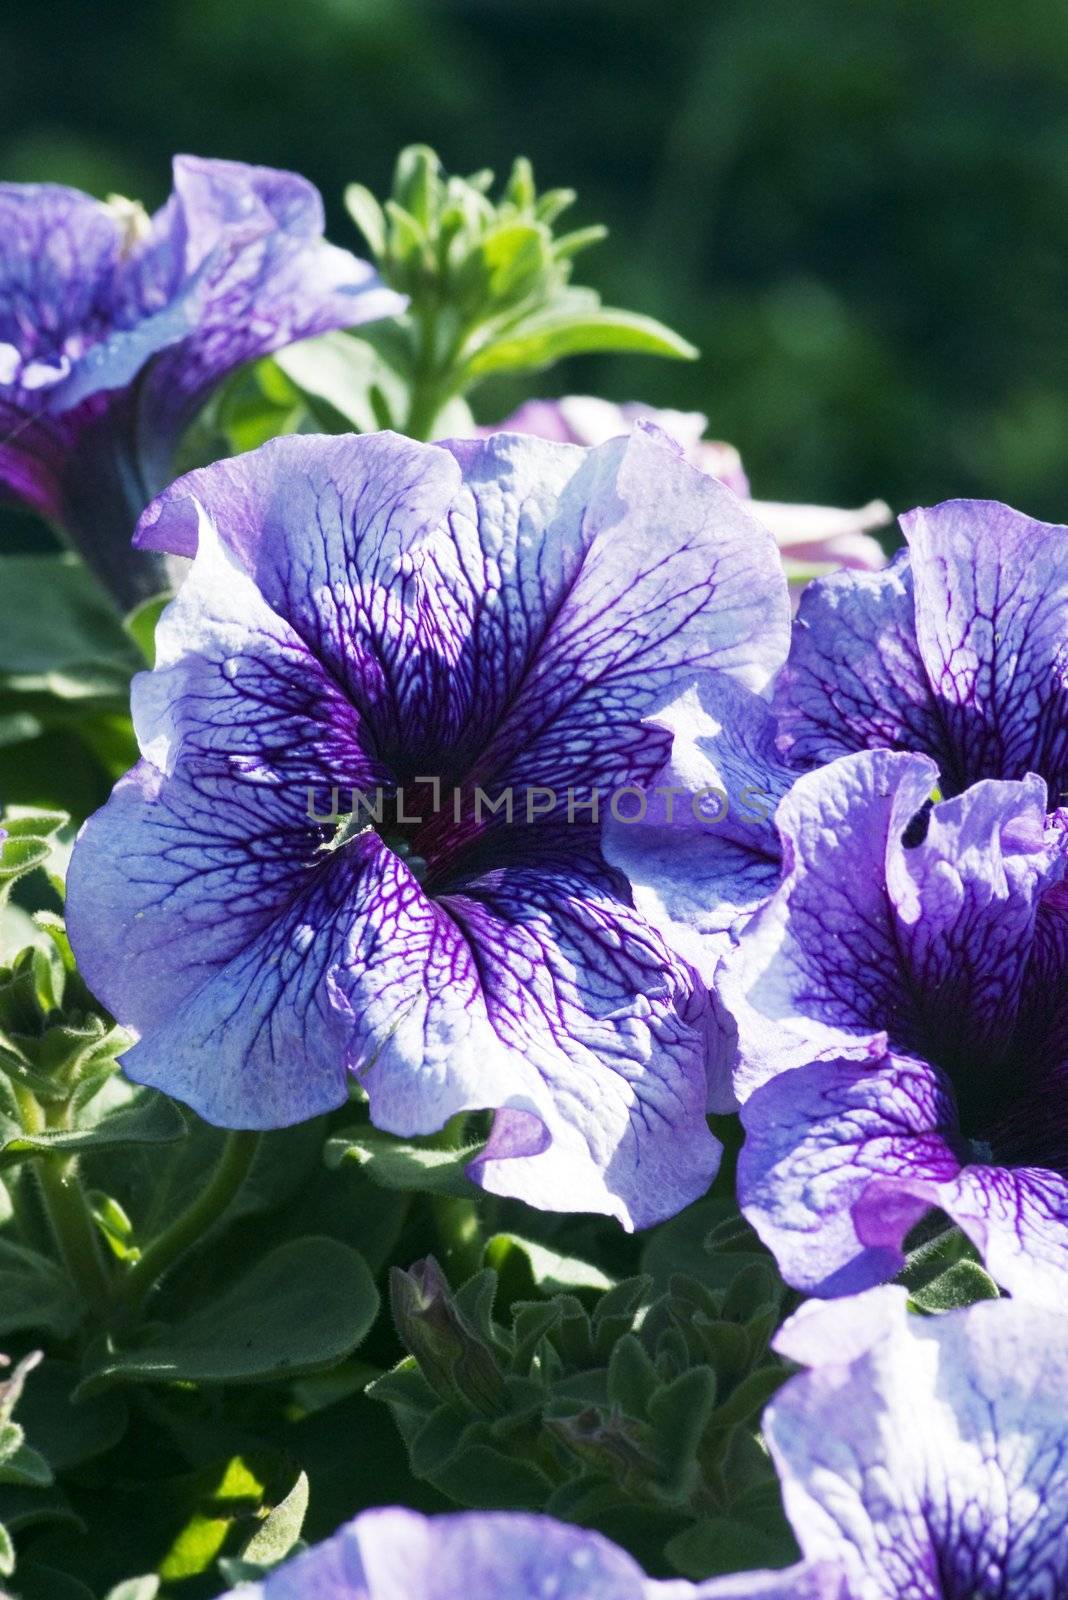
top-left (77, 1237), bottom-right (378, 1393)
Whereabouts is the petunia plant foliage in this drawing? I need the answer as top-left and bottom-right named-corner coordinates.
top-left (1, 138), bottom-right (1063, 1600)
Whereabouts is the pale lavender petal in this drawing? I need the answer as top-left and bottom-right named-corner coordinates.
top-left (747, 500), bottom-right (889, 573)
top-left (765, 1291), bottom-right (1068, 1599)
top-left (66, 507), bottom-right (384, 1044)
top-left (938, 1163), bottom-right (1068, 1310)
top-left (737, 1053), bottom-right (965, 1296)
top-left (445, 837), bottom-right (718, 1227)
top-left (222, 1507), bottom-right (848, 1599)
top-left (715, 750), bottom-right (938, 1098)
top-left (602, 674), bottom-right (789, 984)
top-left (71, 428), bottom-right (747, 1223)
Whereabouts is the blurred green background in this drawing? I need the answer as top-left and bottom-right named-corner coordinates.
top-left (3, 0), bottom-right (1068, 524)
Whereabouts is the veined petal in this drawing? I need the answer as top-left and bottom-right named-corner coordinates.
top-left (444, 837), bottom-right (719, 1227)
top-left (0, 159), bottom-right (400, 611)
top-left (136, 156), bottom-right (404, 462)
top-left (904, 498), bottom-right (1068, 794)
top-left (765, 1292), bottom-right (1068, 1599)
top-left (481, 423), bottom-right (791, 802)
top-left (717, 749), bottom-right (1065, 1104)
top-left (67, 507), bottom-right (383, 1039)
top-left (737, 1053), bottom-right (965, 1296)
top-left (940, 1163), bottom-right (1068, 1310)
top-left (772, 554), bottom-right (938, 770)
top-left (716, 749), bottom-right (939, 1098)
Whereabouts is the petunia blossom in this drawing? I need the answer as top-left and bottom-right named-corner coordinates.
top-left (482, 397), bottom-right (890, 586)
top-left (0, 157), bottom-right (403, 610)
top-left (717, 746), bottom-right (1068, 1304)
top-left (65, 424), bottom-right (792, 1227)
top-left (765, 1287), bottom-right (1068, 1600)
top-left (611, 496), bottom-right (1068, 1019)
top-left (774, 498), bottom-right (1068, 797)
top-left (217, 1505), bottom-right (846, 1599)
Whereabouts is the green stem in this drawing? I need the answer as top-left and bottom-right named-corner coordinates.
top-left (120, 1129), bottom-right (260, 1307)
top-left (402, 302), bottom-right (464, 441)
top-left (37, 1156), bottom-right (113, 1314)
top-left (430, 1116), bottom-right (483, 1284)
top-left (13, 1084), bottom-right (112, 1315)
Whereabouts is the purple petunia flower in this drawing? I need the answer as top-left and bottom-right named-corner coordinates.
top-left (766, 1288), bottom-right (1068, 1599)
top-left (480, 398), bottom-right (891, 587)
top-left (0, 157), bottom-right (403, 610)
top-left (774, 498), bottom-right (1068, 797)
top-left (609, 497), bottom-right (1068, 1077)
top-left (216, 1506), bottom-right (845, 1598)
top-left (65, 424), bottom-right (791, 1226)
top-left (716, 746), bottom-right (1068, 1304)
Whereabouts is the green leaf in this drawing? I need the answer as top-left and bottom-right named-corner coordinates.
top-left (344, 182), bottom-right (387, 258)
top-left (647, 1368), bottom-right (718, 1499)
top-left (275, 332), bottom-right (408, 434)
top-left (0, 1089), bottom-right (185, 1172)
top-left (0, 1240), bottom-right (83, 1340)
top-left (665, 1513), bottom-right (800, 1580)
top-left (16, 1360), bottom-right (128, 1472)
top-left (0, 808), bottom-right (70, 908)
top-left (483, 1233), bottom-right (615, 1298)
top-left (77, 1236), bottom-right (379, 1393)
top-left (0, 1434), bottom-right (52, 1489)
top-left (240, 1469), bottom-right (308, 1565)
top-left (123, 592), bottom-right (173, 667)
top-left (0, 555), bottom-right (137, 685)
top-left (7, 1562), bottom-right (96, 1600)
top-left (104, 1580), bottom-right (160, 1600)
top-left (0, 1520), bottom-right (11, 1577)
top-left (324, 1125), bottom-right (482, 1197)
top-left (910, 1258), bottom-right (1000, 1312)
top-left (0, 1483), bottom-right (83, 1537)
top-left (465, 306), bottom-right (698, 377)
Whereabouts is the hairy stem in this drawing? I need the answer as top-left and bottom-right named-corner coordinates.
top-left (14, 1084), bottom-right (112, 1315)
top-left (430, 1115), bottom-right (483, 1284)
top-left (120, 1128), bottom-right (260, 1307)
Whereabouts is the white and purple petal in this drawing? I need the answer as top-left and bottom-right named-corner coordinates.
top-left (69, 426), bottom-right (788, 1224)
top-left (766, 1289), bottom-right (1068, 1599)
top-left (219, 1506), bottom-right (848, 1599)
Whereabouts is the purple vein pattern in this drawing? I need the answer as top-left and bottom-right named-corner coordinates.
top-left (66, 424), bottom-right (792, 1226)
top-left (0, 156), bottom-right (402, 608)
top-left (775, 498), bottom-right (1068, 798)
top-left (217, 1505), bottom-right (847, 1599)
top-left (767, 1289), bottom-right (1068, 1600)
top-left (717, 746), bottom-right (1068, 1303)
